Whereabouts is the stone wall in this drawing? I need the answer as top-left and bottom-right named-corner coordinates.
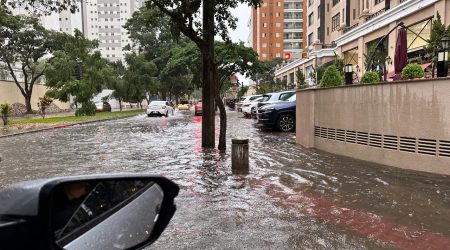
top-left (296, 77), bottom-right (450, 175)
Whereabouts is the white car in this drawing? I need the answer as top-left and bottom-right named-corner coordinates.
top-left (241, 96), bottom-right (264, 117)
top-left (236, 95), bottom-right (262, 112)
top-left (146, 101), bottom-right (174, 117)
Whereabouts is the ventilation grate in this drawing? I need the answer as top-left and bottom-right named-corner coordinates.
top-left (439, 140), bottom-right (450, 157)
top-left (327, 128), bottom-right (336, 140)
top-left (313, 126), bottom-right (447, 158)
top-left (399, 137), bottom-right (416, 153)
top-left (344, 131), bottom-right (355, 144)
top-left (383, 135), bottom-right (398, 150)
top-left (369, 133), bottom-right (382, 148)
top-left (418, 139), bottom-right (437, 156)
top-left (357, 132), bottom-right (369, 145)
top-left (336, 129), bottom-right (345, 142)
top-left (314, 126), bottom-right (321, 137)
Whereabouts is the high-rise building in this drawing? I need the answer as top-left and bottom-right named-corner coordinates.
top-left (11, 0), bottom-right (144, 62)
top-left (250, 0), bottom-right (307, 61)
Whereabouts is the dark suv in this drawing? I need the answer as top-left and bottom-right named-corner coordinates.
top-left (256, 95), bottom-right (296, 132)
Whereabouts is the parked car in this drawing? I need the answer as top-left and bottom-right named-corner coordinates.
top-left (256, 94), bottom-right (296, 132)
top-left (194, 101), bottom-right (202, 116)
top-left (147, 101), bottom-right (174, 117)
top-left (242, 96), bottom-right (264, 117)
top-left (178, 100), bottom-right (190, 111)
top-left (254, 91), bottom-right (295, 118)
top-left (236, 95), bottom-right (262, 112)
top-left (95, 101), bottom-right (112, 112)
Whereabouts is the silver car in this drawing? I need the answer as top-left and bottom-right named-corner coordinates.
top-left (146, 101), bottom-right (174, 117)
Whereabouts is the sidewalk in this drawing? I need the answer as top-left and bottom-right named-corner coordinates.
top-left (0, 109), bottom-right (144, 138)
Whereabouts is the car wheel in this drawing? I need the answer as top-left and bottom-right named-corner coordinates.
top-left (147, 114), bottom-right (151, 117)
top-left (276, 114), bottom-right (295, 132)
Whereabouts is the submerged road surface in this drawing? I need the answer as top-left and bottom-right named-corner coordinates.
top-left (0, 110), bottom-right (449, 249)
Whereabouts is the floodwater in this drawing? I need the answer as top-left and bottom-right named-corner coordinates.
top-left (0, 110), bottom-right (449, 249)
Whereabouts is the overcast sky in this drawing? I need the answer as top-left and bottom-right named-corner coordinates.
top-left (229, 3), bottom-right (252, 85)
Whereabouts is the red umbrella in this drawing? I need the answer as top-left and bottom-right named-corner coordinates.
top-left (394, 28), bottom-right (408, 76)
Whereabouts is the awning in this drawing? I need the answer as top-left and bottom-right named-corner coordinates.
top-left (421, 62), bottom-right (431, 70)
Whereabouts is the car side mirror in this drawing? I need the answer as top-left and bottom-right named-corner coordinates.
top-left (0, 174), bottom-right (179, 250)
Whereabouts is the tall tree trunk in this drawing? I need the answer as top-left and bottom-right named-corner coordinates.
top-left (214, 67), bottom-right (226, 151)
top-left (201, 0), bottom-right (216, 148)
top-left (119, 99), bottom-right (122, 111)
top-left (25, 94), bottom-right (32, 113)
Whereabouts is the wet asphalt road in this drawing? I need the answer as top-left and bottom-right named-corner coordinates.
top-left (0, 109), bottom-right (449, 249)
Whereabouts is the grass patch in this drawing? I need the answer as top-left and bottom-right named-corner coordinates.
top-left (11, 109), bottom-right (144, 125)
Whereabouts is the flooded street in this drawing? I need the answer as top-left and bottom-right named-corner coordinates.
top-left (0, 110), bottom-right (449, 249)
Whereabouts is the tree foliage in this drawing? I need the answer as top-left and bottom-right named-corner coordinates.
top-left (360, 71), bottom-right (381, 84)
top-left (44, 30), bottom-right (112, 116)
top-left (0, 101), bottom-right (13, 126)
top-left (425, 12), bottom-right (450, 77)
top-left (296, 68), bottom-right (306, 89)
top-left (0, 7), bottom-right (63, 112)
top-left (320, 65), bottom-right (342, 88)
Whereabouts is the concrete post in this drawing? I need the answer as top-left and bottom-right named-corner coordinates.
top-left (231, 139), bottom-right (249, 174)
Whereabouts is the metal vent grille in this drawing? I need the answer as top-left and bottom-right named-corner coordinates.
top-left (399, 137), bottom-right (416, 153)
top-left (383, 135), bottom-right (398, 150)
top-left (346, 130), bottom-right (356, 144)
top-left (439, 140), bottom-right (450, 157)
top-left (357, 132), bottom-right (368, 145)
top-left (313, 126), bottom-right (448, 158)
top-left (418, 139), bottom-right (437, 156)
top-left (369, 133), bottom-right (382, 148)
top-left (336, 129), bottom-right (345, 142)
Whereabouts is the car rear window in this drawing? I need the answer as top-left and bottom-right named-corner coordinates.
top-left (249, 96), bottom-right (261, 101)
top-left (261, 95), bottom-right (271, 102)
top-left (150, 101), bottom-right (166, 105)
top-left (279, 92), bottom-right (295, 101)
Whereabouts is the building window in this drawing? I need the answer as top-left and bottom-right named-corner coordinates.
top-left (276, 12), bottom-right (280, 17)
top-left (374, 0), bottom-right (384, 5)
top-left (407, 19), bottom-right (432, 51)
top-left (308, 0), bottom-right (314, 6)
top-left (276, 53), bottom-right (281, 57)
top-left (276, 43), bottom-right (281, 47)
top-left (263, 23), bottom-right (268, 27)
top-left (332, 13), bottom-right (340, 31)
top-left (275, 33), bottom-right (281, 37)
top-left (308, 13), bottom-right (314, 26)
top-left (276, 2), bottom-right (281, 7)
top-left (353, 9), bottom-right (356, 19)
top-left (262, 2), bottom-right (267, 7)
top-left (308, 33), bottom-right (314, 45)
top-left (327, 3), bottom-right (329, 12)
top-left (276, 22), bottom-right (281, 28)
top-left (317, 27), bottom-right (321, 41)
top-left (317, 5), bottom-right (321, 19)
top-left (262, 53), bottom-right (267, 58)
top-left (262, 13), bottom-right (266, 17)
top-left (262, 33), bottom-right (266, 37)
top-left (332, 0), bottom-right (340, 6)
top-left (262, 43), bottom-right (267, 48)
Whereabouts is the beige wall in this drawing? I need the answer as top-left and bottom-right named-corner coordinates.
top-left (0, 80), bottom-right (70, 110)
top-left (296, 77), bottom-right (450, 175)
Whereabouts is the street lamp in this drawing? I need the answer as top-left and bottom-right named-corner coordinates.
top-left (344, 64), bottom-right (353, 85)
top-left (437, 36), bottom-right (449, 77)
top-left (386, 56), bottom-right (392, 65)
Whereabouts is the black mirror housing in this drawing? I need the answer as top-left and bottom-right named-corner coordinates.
top-left (0, 174), bottom-right (179, 250)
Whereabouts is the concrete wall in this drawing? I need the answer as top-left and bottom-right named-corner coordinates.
top-left (296, 77), bottom-right (450, 175)
top-left (0, 80), bottom-right (71, 110)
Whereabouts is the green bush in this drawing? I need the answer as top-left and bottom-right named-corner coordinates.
top-left (401, 63), bottom-right (425, 79)
top-left (75, 101), bottom-right (96, 116)
top-left (1, 101), bottom-right (13, 125)
top-left (360, 72), bottom-right (381, 84)
top-left (37, 95), bottom-right (53, 119)
top-left (320, 65), bottom-right (343, 88)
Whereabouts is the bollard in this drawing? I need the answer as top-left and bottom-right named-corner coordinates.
top-left (231, 138), bottom-right (249, 174)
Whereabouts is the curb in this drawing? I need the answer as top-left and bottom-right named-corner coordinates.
top-left (0, 113), bottom-right (143, 139)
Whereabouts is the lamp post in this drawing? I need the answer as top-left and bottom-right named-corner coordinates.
top-left (437, 36), bottom-right (449, 77)
top-left (344, 64), bottom-right (353, 85)
top-left (384, 56), bottom-right (392, 81)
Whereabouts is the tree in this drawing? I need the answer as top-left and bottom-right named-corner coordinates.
top-left (45, 30), bottom-right (112, 116)
top-left (296, 68), bottom-right (306, 89)
top-left (146, 0), bottom-right (260, 150)
top-left (320, 65), bottom-right (343, 88)
top-left (0, 101), bottom-right (13, 126)
top-left (426, 12), bottom-right (450, 77)
top-left (252, 58), bottom-right (285, 93)
top-left (37, 95), bottom-right (53, 118)
top-left (0, 8), bottom-right (59, 113)
top-left (309, 65), bottom-right (325, 86)
top-left (108, 61), bottom-right (127, 111)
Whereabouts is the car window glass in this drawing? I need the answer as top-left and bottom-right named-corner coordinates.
top-left (249, 96), bottom-right (260, 101)
top-left (261, 95), bottom-right (271, 102)
top-left (287, 95), bottom-right (296, 101)
top-left (279, 92), bottom-right (295, 101)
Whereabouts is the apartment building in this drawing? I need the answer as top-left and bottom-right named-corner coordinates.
top-left (250, 0), bottom-right (307, 61)
top-left (275, 0), bottom-right (449, 85)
